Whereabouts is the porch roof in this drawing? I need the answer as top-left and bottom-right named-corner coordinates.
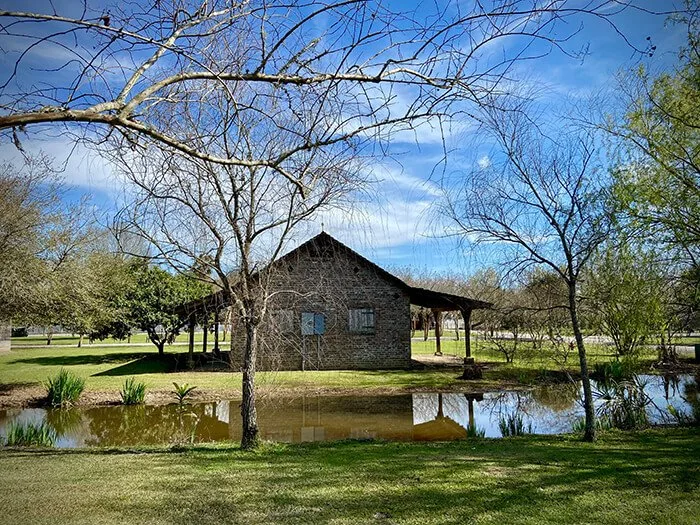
top-left (408, 286), bottom-right (492, 312)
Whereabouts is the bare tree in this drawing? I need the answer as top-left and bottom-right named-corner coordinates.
top-left (0, 1), bottom-right (666, 182)
top-left (441, 98), bottom-right (611, 441)
top-left (111, 85), bottom-right (364, 447)
top-left (0, 2), bottom-right (674, 449)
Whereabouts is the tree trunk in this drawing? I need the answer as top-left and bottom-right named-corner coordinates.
top-left (568, 280), bottom-right (596, 442)
top-left (77, 333), bottom-right (83, 348)
top-left (46, 328), bottom-right (53, 346)
top-left (157, 340), bottom-right (164, 355)
top-left (241, 319), bottom-right (259, 449)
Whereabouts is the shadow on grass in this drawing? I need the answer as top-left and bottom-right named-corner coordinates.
top-left (9, 352), bottom-right (152, 369)
top-left (94, 352), bottom-right (234, 376)
top-left (6, 429), bottom-right (696, 524)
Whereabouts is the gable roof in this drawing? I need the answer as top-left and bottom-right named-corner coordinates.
top-left (178, 232), bottom-right (491, 317)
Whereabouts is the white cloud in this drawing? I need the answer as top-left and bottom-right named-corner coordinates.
top-left (0, 136), bottom-right (120, 195)
top-left (477, 155), bottom-right (491, 169)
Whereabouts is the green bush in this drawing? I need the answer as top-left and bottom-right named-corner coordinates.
top-left (11, 327), bottom-right (28, 337)
top-left (120, 377), bottom-right (146, 405)
top-left (4, 421), bottom-right (56, 447)
top-left (44, 369), bottom-right (85, 407)
top-left (498, 413), bottom-right (532, 437)
top-left (593, 359), bottom-right (636, 384)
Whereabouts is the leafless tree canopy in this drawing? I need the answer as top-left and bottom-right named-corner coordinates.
top-left (0, 1), bottom-right (665, 186)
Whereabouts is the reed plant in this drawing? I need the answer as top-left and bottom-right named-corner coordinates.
top-left (44, 369), bottom-right (85, 407)
top-left (120, 377), bottom-right (146, 405)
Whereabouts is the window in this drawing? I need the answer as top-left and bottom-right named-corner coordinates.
top-left (349, 308), bottom-right (375, 333)
top-left (301, 312), bottom-right (325, 335)
top-left (272, 309), bottom-right (294, 333)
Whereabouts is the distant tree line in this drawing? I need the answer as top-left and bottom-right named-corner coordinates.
top-left (0, 161), bottom-right (210, 351)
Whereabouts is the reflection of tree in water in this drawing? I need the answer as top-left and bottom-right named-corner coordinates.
top-left (660, 374), bottom-right (683, 401)
top-left (413, 394), bottom-right (468, 441)
top-left (530, 384), bottom-right (579, 412)
top-left (681, 373), bottom-right (700, 421)
top-left (481, 383), bottom-right (582, 434)
top-left (84, 405), bottom-right (200, 447)
top-left (45, 408), bottom-right (84, 435)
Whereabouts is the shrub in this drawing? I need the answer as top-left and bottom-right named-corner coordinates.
top-left (11, 327), bottom-right (28, 337)
top-left (667, 404), bottom-right (700, 427)
top-left (498, 413), bottom-right (532, 437)
top-left (593, 359), bottom-right (636, 384)
top-left (172, 382), bottom-right (197, 405)
top-left (44, 369), bottom-right (85, 407)
top-left (120, 377), bottom-right (146, 405)
top-left (4, 421), bottom-right (56, 447)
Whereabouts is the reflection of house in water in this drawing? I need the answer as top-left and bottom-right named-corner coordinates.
top-left (202, 394), bottom-right (485, 444)
top-left (218, 396), bottom-right (417, 443)
top-left (412, 393), bottom-right (483, 441)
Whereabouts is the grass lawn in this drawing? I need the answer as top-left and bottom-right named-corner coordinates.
top-left (0, 343), bottom-right (486, 400)
top-left (0, 428), bottom-right (698, 524)
top-left (1, 335), bottom-right (692, 405)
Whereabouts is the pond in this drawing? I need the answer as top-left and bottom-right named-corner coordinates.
top-left (0, 374), bottom-right (697, 448)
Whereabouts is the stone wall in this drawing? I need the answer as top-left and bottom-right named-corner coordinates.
top-left (229, 240), bottom-right (411, 371)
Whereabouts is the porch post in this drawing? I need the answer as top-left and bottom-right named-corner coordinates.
top-left (433, 309), bottom-right (442, 356)
top-left (202, 320), bottom-right (208, 353)
top-left (213, 308), bottom-right (220, 353)
top-left (461, 308), bottom-right (474, 364)
top-left (188, 317), bottom-right (195, 367)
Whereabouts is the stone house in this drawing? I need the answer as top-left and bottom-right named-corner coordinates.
top-left (183, 232), bottom-right (490, 371)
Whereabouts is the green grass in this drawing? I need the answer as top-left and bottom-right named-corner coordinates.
top-left (0, 336), bottom-right (685, 401)
top-left (0, 428), bottom-right (697, 524)
top-left (0, 344), bottom-right (479, 395)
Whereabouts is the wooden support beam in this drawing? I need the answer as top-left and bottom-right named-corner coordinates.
top-left (213, 308), bottom-right (220, 353)
top-left (202, 322), bottom-right (208, 353)
top-left (188, 318), bottom-right (195, 367)
top-left (461, 308), bottom-right (474, 364)
top-left (433, 309), bottom-right (442, 356)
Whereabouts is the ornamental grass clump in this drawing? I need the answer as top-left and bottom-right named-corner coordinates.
top-left (4, 421), bottom-right (57, 447)
top-left (44, 369), bottom-right (85, 407)
top-left (120, 377), bottom-right (146, 405)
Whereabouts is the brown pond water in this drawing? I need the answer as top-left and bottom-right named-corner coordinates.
top-left (0, 374), bottom-right (697, 448)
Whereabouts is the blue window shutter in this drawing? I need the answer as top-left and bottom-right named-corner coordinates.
top-left (314, 313), bottom-right (325, 335)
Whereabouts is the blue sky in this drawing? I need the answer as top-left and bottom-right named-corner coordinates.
top-left (0, 1), bottom-right (689, 277)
